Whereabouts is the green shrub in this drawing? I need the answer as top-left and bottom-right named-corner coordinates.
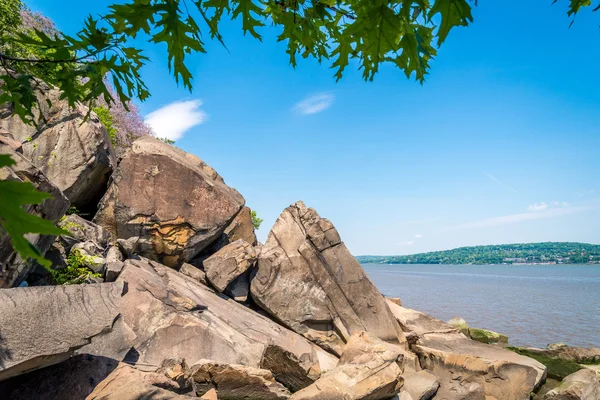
top-left (93, 107), bottom-right (118, 148)
top-left (52, 249), bottom-right (101, 285)
top-left (250, 210), bottom-right (263, 230)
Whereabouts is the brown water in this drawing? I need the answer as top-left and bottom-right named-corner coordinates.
top-left (362, 264), bottom-right (600, 348)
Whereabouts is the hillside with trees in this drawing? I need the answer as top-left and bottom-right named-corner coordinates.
top-left (356, 242), bottom-right (600, 265)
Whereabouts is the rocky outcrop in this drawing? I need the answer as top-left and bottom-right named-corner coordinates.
top-left (0, 282), bottom-right (134, 381)
top-left (0, 85), bottom-right (116, 211)
top-left (191, 360), bottom-right (291, 399)
top-left (94, 136), bottom-right (245, 268)
top-left (386, 300), bottom-right (547, 399)
top-left (116, 257), bottom-right (337, 383)
top-left (87, 363), bottom-right (195, 399)
top-left (290, 332), bottom-right (406, 400)
top-left (251, 201), bottom-right (404, 355)
top-left (509, 344), bottom-right (599, 380)
top-left (0, 141), bottom-right (69, 287)
top-left (204, 239), bottom-right (257, 301)
top-left (542, 369), bottom-right (600, 400)
top-left (180, 262), bottom-right (208, 285)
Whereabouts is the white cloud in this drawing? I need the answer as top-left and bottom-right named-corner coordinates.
top-left (145, 100), bottom-right (208, 141)
top-left (397, 241), bottom-right (415, 246)
top-left (441, 205), bottom-right (591, 232)
top-left (293, 92), bottom-right (334, 115)
top-left (528, 202), bottom-right (548, 211)
top-left (414, 234), bottom-right (424, 239)
top-left (483, 172), bottom-right (518, 193)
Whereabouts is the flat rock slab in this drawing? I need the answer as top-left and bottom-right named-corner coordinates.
top-left (191, 360), bottom-right (290, 399)
top-left (401, 370), bottom-right (439, 400)
top-left (116, 258), bottom-right (337, 387)
top-left (86, 363), bottom-right (195, 399)
top-left (94, 136), bottom-right (245, 267)
top-left (251, 201), bottom-right (404, 355)
top-left (0, 282), bottom-right (134, 381)
top-left (386, 300), bottom-right (547, 400)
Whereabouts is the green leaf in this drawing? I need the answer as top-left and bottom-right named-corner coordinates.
top-left (231, 0), bottom-right (265, 40)
top-left (0, 155), bottom-right (68, 268)
top-left (429, 0), bottom-right (473, 45)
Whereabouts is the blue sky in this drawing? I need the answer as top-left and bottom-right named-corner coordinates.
top-left (29, 0), bottom-right (600, 255)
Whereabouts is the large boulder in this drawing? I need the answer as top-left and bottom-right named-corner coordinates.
top-left (116, 257), bottom-right (337, 387)
top-left (542, 369), bottom-right (600, 400)
top-left (290, 332), bottom-right (406, 400)
top-left (204, 239), bottom-right (257, 301)
top-left (191, 360), bottom-right (291, 399)
top-left (0, 141), bottom-right (69, 287)
top-left (400, 370), bottom-right (439, 400)
top-left (199, 206), bottom-right (259, 256)
top-left (251, 201), bottom-right (404, 355)
top-left (0, 282), bottom-right (134, 381)
top-left (386, 300), bottom-right (547, 400)
top-left (0, 85), bottom-right (116, 211)
top-left (94, 136), bottom-right (245, 267)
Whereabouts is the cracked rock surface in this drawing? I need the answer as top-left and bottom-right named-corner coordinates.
top-left (251, 201), bottom-right (405, 355)
top-left (0, 282), bottom-right (133, 381)
top-left (116, 257), bottom-right (337, 386)
top-left (94, 136), bottom-right (245, 268)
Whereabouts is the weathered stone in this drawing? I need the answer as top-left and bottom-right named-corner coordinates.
top-left (86, 363), bottom-right (195, 399)
top-left (0, 84), bottom-right (116, 211)
top-left (290, 332), bottom-right (406, 400)
top-left (508, 346), bottom-right (592, 380)
top-left (533, 344), bottom-right (600, 365)
top-left (106, 245), bottom-right (124, 263)
top-left (224, 271), bottom-right (251, 302)
top-left (260, 344), bottom-right (322, 393)
top-left (400, 370), bottom-right (439, 400)
top-left (180, 262), bottom-right (209, 286)
top-left (468, 327), bottom-right (509, 346)
top-left (386, 300), bottom-right (547, 400)
top-left (116, 258), bottom-right (337, 385)
top-left (59, 215), bottom-right (113, 250)
top-left (70, 242), bottom-right (106, 274)
top-left (105, 260), bottom-right (125, 282)
top-left (0, 142), bottom-right (69, 287)
top-left (542, 369), bottom-right (600, 400)
top-left (94, 136), bottom-right (245, 267)
top-left (202, 206), bottom-right (259, 255)
top-left (251, 201), bottom-right (404, 355)
top-left (0, 354), bottom-right (119, 400)
top-left (0, 282), bottom-right (134, 381)
top-left (191, 360), bottom-right (291, 399)
top-left (204, 239), bottom-right (257, 293)
top-left (157, 358), bottom-right (194, 393)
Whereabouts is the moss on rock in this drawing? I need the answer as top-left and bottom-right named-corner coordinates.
top-left (468, 327), bottom-right (508, 345)
top-left (508, 347), bottom-right (583, 380)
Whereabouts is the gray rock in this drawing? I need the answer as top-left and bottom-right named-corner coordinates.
top-left (0, 282), bottom-right (134, 381)
top-left (179, 263), bottom-right (208, 286)
top-left (70, 243), bottom-right (106, 274)
top-left (0, 84), bottom-right (117, 210)
top-left (94, 136), bottom-right (245, 268)
top-left (191, 360), bottom-right (291, 399)
top-left (386, 300), bottom-right (547, 400)
top-left (105, 260), bottom-right (125, 282)
top-left (105, 245), bottom-right (124, 263)
top-left (58, 215), bottom-right (113, 250)
top-left (116, 257), bottom-right (337, 386)
top-left (224, 271), bottom-right (251, 302)
top-left (0, 142), bottom-right (69, 287)
top-left (204, 239), bottom-right (257, 294)
top-left (290, 332), bottom-right (406, 400)
top-left (543, 369), bottom-right (600, 400)
top-left (251, 201), bottom-right (404, 355)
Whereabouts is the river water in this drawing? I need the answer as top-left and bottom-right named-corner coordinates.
top-left (362, 264), bottom-right (600, 348)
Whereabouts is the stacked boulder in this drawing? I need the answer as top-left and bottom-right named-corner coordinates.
top-left (5, 93), bottom-right (600, 400)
